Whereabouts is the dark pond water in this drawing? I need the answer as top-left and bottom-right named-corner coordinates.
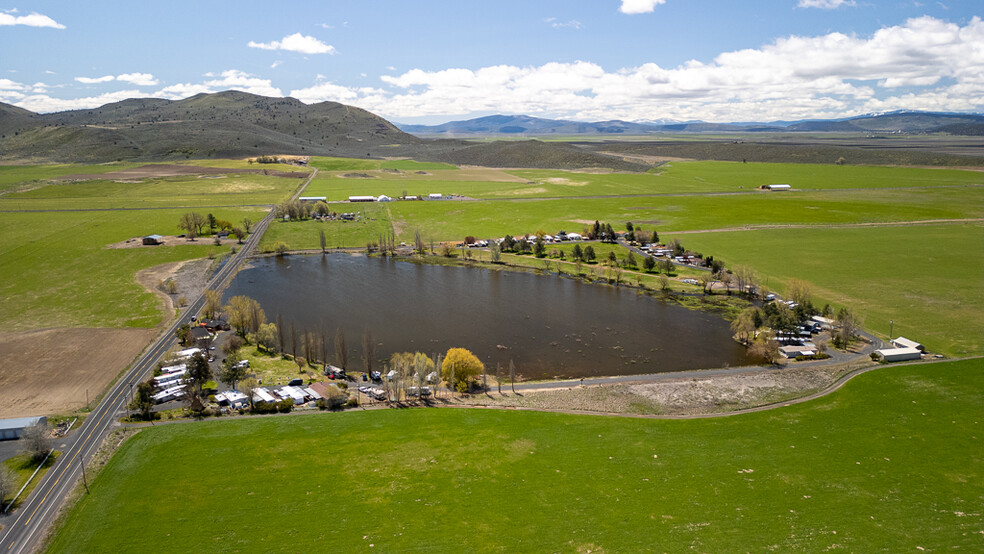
top-left (223, 254), bottom-right (754, 380)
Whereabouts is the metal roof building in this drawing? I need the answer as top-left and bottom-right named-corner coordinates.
top-left (0, 416), bottom-right (47, 441)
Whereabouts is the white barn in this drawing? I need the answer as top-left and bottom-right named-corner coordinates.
top-left (875, 347), bottom-right (922, 362)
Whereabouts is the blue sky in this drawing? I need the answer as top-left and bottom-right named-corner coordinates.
top-left (1, 0), bottom-right (981, 123)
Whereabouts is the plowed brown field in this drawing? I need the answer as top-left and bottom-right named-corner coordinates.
top-left (0, 328), bottom-right (155, 418)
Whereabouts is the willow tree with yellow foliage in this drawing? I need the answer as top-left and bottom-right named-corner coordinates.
top-left (441, 348), bottom-right (483, 393)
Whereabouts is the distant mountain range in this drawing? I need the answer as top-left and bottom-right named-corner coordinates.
top-left (397, 111), bottom-right (984, 137)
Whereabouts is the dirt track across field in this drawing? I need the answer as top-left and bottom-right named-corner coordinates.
top-left (0, 328), bottom-right (156, 418)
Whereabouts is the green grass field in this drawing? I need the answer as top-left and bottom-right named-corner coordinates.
top-left (0, 208), bottom-right (265, 330)
top-left (258, 203), bottom-right (394, 251)
top-left (381, 187), bottom-right (982, 241)
top-left (665, 224), bottom-right (984, 357)
top-left (299, 160), bottom-right (984, 201)
top-left (0, 162), bottom-right (140, 191)
top-left (46, 359), bottom-right (984, 552)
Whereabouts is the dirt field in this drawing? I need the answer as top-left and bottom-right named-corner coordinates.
top-left (0, 328), bottom-right (156, 418)
top-left (58, 164), bottom-right (308, 181)
top-left (0, 258), bottom-right (214, 418)
top-left (107, 235), bottom-right (241, 249)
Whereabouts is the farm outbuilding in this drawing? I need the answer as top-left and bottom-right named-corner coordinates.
top-left (298, 196), bottom-right (327, 203)
top-left (428, 193), bottom-right (442, 200)
top-left (875, 347), bottom-right (922, 362)
top-left (348, 195), bottom-right (376, 202)
top-left (142, 235), bottom-right (164, 245)
top-left (891, 337), bottom-right (924, 351)
top-left (0, 416), bottom-right (47, 441)
top-left (377, 194), bottom-right (392, 202)
top-left (765, 184), bottom-right (791, 191)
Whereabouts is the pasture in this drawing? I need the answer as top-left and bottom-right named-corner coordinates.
top-left (300, 160), bottom-right (984, 201)
top-left (665, 223), bottom-right (984, 357)
top-left (0, 208), bottom-right (263, 331)
top-left (46, 359), bottom-right (984, 552)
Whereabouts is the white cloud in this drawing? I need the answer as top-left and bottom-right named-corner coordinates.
top-left (797, 0), bottom-right (855, 8)
top-left (289, 16), bottom-right (984, 123)
top-left (248, 33), bottom-right (336, 55)
top-left (75, 75), bottom-right (115, 84)
top-left (116, 73), bottom-right (158, 86)
top-left (156, 69), bottom-right (282, 99)
top-left (75, 73), bottom-right (158, 86)
top-left (6, 89), bottom-right (143, 113)
top-left (619, 0), bottom-right (667, 14)
top-left (7, 17), bottom-right (983, 123)
top-left (271, 60), bottom-right (282, 69)
top-left (0, 11), bottom-right (65, 28)
top-left (545, 17), bottom-right (582, 30)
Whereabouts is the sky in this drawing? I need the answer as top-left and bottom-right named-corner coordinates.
top-left (0, 0), bottom-right (982, 124)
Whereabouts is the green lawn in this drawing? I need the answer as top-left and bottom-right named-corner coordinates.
top-left (259, 203), bottom-right (394, 251)
top-left (664, 224), bottom-right (984, 357)
top-left (46, 359), bottom-right (984, 552)
top-left (2, 452), bottom-right (60, 510)
top-left (0, 207), bottom-right (265, 330)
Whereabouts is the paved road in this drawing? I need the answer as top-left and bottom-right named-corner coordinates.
top-left (0, 169), bottom-right (316, 554)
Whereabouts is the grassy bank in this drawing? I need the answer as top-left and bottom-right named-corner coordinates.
top-left (46, 359), bottom-right (984, 552)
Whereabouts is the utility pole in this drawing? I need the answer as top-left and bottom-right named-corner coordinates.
top-left (80, 458), bottom-right (89, 494)
top-left (890, 320), bottom-right (894, 339)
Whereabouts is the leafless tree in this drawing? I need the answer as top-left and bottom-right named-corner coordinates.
top-left (20, 421), bottom-right (51, 463)
top-left (509, 359), bottom-right (516, 393)
top-left (319, 229), bottom-right (327, 254)
top-left (335, 327), bottom-right (348, 369)
top-left (276, 314), bottom-right (286, 353)
top-left (289, 321), bottom-right (298, 358)
top-left (362, 328), bottom-right (375, 374)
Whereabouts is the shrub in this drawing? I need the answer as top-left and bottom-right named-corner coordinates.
top-left (277, 398), bottom-right (294, 413)
top-left (315, 398), bottom-right (328, 410)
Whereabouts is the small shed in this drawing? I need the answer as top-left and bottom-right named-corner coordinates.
top-left (428, 193), bottom-right (442, 200)
top-left (780, 345), bottom-right (816, 359)
top-left (0, 416), bottom-right (47, 441)
top-left (142, 234), bottom-right (164, 245)
top-left (875, 347), bottom-right (922, 362)
top-left (891, 337), bottom-right (924, 352)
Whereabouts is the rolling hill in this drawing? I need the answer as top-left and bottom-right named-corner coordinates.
top-left (0, 91), bottom-right (646, 170)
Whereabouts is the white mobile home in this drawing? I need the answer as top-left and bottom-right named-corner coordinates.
top-left (428, 193), bottom-right (442, 200)
top-left (153, 369), bottom-right (187, 388)
top-left (765, 184), bottom-right (792, 191)
top-left (253, 388), bottom-right (277, 404)
top-left (160, 364), bottom-right (186, 375)
top-left (174, 347), bottom-right (202, 360)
